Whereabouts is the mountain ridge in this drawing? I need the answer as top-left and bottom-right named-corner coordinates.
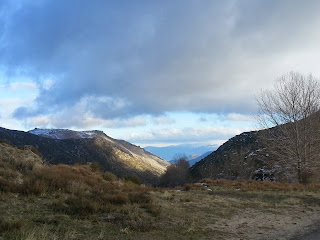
top-left (0, 127), bottom-right (169, 184)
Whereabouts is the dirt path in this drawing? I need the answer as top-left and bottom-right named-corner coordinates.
top-left (210, 206), bottom-right (320, 239)
top-left (290, 221), bottom-right (320, 240)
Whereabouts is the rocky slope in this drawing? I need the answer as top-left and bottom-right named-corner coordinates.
top-left (0, 127), bottom-right (169, 184)
top-left (191, 112), bottom-right (320, 183)
top-left (190, 130), bottom-right (287, 182)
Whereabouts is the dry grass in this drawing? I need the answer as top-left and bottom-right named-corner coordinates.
top-left (0, 142), bottom-right (44, 193)
top-left (1, 143), bottom-right (320, 239)
top-left (0, 143), bottom-right (44, 174)
top-left (1, 178), bottom-right (320, 239)
top-left (21, 164), bottom-right (107, 194)
top-left (199, 178), bottom-right (320, 191)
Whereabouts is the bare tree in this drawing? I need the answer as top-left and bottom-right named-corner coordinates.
top-left (257, 72), bottom-right (320, 183)
top-left (160, 154), bottom-right (190, 187)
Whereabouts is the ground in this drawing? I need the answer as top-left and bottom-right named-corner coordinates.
top-left (1, 180), bottom-right (320, 240)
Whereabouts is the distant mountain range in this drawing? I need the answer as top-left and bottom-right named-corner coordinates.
top-left (145, 144), bottom-right (217, 165)
top-left (0, 127), bottom-right (170, 184)
top-left (188, 151), bottom-right (213, 166)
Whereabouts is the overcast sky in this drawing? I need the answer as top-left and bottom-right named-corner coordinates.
top-left (1, 0), bottom-right (320, 147)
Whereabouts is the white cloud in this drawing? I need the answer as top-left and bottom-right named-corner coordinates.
top-left (152, 116), bottom-right (175, 125)
top-left (0, 82), bottom-right (37, 90)
top-left (24, 113), bottom-right (148, 130)
top-left (127, 126), bottom-right (253, 145)
top-left (223, 113), bottom-right (256, 122)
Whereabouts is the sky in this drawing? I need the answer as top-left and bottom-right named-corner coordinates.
top-left (1, 0), bottom-right (320, 147)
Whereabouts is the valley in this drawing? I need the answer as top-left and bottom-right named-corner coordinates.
top-left (1, 1), bottom-right (320, 239)
top-left (1, 135), bottom-right (320, 239)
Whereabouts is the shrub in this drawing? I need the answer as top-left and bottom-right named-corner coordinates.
top-left (90, 162), bottom-right (101, 172)
top-left (301, 169), bottom-right (314, 184)
top-left (0, 142), bottom-right (44, 175)
top-left (122, 176), bottom-right (143, 185)
top-left (128, 192), bottom-right (152, 204)
top-left (21, 178), bottom-right (48, 195)
top-left (0, 177), bottom-right (17, 193)
top-left (103, 171), bottom-right (117, 181)
top-left (20, 164), bottom-right (106, 195)
top-left (141, 203), bottom-right (161, 217)
top-left (0, 217), bottom-right (25, 232)
top-left (197, 179), bottom-right (320, 191)
top-left (52, 196), bottom-right (101, 214)
top-left (106, 193), bottom-right (129, 205)
top-left (160, 157), bottom-right (190, 187)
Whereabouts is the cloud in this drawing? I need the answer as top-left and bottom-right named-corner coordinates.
top-left (152, 116), bottom-right (175, 125)
top-left (199, 116), bottom-right (208, 122)
top-left (1, 1), bottom-right (320, 127)
top-left (127, 126), bottom-right (252, 145)
top-left (24, 114), bottom-right (148, 130)
top-left (0, 82), bottom-right (37, 90)
top-left (222, 113), bottom-right (256, 122)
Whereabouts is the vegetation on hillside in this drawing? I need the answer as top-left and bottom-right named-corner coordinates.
top-left (0, 127), bottom-right (169, 185)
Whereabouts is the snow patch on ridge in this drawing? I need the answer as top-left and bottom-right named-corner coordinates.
top-left (28, 128), bottom-right (96, 139)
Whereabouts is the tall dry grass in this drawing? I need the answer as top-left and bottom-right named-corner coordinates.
top-left (0, 142), bottom-right (157, 219)
top-left (198, 178), bottom-right (320, 191)
top-left (0, 142), bottom-right (44, 192)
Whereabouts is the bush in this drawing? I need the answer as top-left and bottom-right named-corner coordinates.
top-left (103, 171), bottom-right (117, 181)
top-left (21, 178), bottom-right (48, 195)
top-left (122, 176), bottom-right (143, 185)
top-left (160, 157), bottom-right (190, 187)
top-left (107, 193), bottom-right (129, 205)
top-left (129, 192), bottom-right (152, 204)
top-left (197, 179), bottom-right (320, 191)
top-left (141, 203), bottom-right (161, 217)
top-left (0, 217), bottom-right (25, 232)
top-left (301, 169), bottom-right (314, 184)
top-left (52, 196), bottom-right (101, 214)
top-left (0, 177), bottom-right (18, 193)
top-left (20, 164), bottom-right (105, 195)
top-left (90, 162), bottom-right (101, 172)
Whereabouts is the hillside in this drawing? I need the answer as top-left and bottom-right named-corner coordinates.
top-left (0, 127), bottom-right (169, 184)
top-left (191, 124), bottom-right (320, 183)
top-left (188, 151), bottom-right (212, 166)
top-left (191, 131), bottom-right (261, 180)
top-left (190, 129), bottom-right (304, 183)
top-left (0, 140), bottom-right (45, 190)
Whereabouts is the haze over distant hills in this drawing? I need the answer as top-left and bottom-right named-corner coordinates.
top-left (0, 127), bottom-right (170, 184)
top-left (145, 144), bottom-right (217, 165)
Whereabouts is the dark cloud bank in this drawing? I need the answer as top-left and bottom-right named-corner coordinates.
top-left (1, 0), bottom-right (320, 128)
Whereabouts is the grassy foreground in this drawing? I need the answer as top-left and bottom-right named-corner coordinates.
top-left (1, 178), bottom-right (320, 240)
top-left (1, 142), bottom-right (320, 239)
